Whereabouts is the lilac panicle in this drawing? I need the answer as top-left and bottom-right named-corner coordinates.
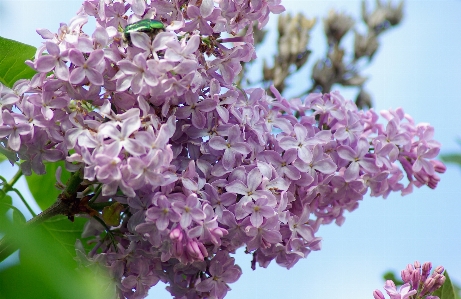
top-left (0, 0), bottom-right (446, 298)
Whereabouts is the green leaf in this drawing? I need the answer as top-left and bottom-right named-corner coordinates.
top-left (41, 215), bottom-right (93, 259)
top-left (433, 271), bottom-right (456, 299)
top-left (12, 209), bottom-right (26, 225)
top-left (0, 153), bottom-right (6, 164)
top-left (25, 161), bottom-right (71, 211)
top-left (0, 194), bottom-right (12, 215)
top-left (102, 202), bottom-right (124, 227)
top-left (0, 36), bottom-right (37, 88)
top-left (382, 271), bottom-right (404, 286)
top-left (0, 217), bottom-right (115, 299)
top-left (441, 153), bottom-right (461, 167)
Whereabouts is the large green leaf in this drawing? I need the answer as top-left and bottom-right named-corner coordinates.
top-left (0, 194), bottom-right (12, 216)
top-left (433, 271), bottom-right (456, 299)
top-left (41, 215), bottom-right (93, 258)
top-left (0, 36), bottom-right (37, 88)
top-left (25, 161), bottom-right (71, 211)
top-left (0, 217), bottom-right (115, 299)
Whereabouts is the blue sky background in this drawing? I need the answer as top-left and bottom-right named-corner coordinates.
top-left (1, 1), bottom-right (460, 298)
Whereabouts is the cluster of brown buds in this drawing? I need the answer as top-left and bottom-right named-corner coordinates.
top-left (258, 0), bottom-right (404, 109)
top-left (262, 13), bottom-right (316, 92)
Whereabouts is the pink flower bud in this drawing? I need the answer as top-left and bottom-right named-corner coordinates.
top-left (431, 160), bottom-right (447, 173)
top-left (421, 262), bottom-right (432, 282)
top-left (421, 277), bottom-right (435, 296)
top-left (385, 280), bottom-right (396, 289)
top-left (186, 240), bottom-right (204, 261)
top-left (434, 265), bottom-right (444, 275)
top-left (434, 275), bottom-right (446, 290)
top-left (169, 226), bottom-right (183, 241)
top-left (411, 268), bottom-right (421, 290)
top-left (373, 289), bottom-right (385, 299)
top-left (401, 269), bottom-right (412, 283)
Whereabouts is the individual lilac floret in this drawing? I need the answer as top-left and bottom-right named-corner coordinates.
top-left (373, 261), bottom-right (446, 299)
top-left (34, 41), bottom-right (69, 80)
top-left (209, 125), bottom-right (251, 169)
top-left (68, 49), bottom-right (105, 85)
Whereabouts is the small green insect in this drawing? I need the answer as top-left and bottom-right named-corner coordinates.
top-left (123, 19), bottom-right (165, 45)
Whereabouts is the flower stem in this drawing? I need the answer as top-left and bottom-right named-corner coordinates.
top-left (0, 169), bottom-right (35, 217)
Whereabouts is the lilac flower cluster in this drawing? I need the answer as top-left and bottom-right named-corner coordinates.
top-left (373, 261), bottom-right (446, 299)
top-left (0, 0), bottom-right (446, 298)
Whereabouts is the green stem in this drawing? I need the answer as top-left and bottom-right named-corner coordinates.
top-left (0, 169), bottom-right (34, 217)
top-left (0, 169), bottom-right (23, 200)
top-left (89, 184), bottom-right (103, 204)
top-left (26, 169), bottom-right (83, 226)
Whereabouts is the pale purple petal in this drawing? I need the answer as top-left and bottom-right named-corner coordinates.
top-left (152, 32), bottom-right (178, 51)
top-left (35, 55), bottom-right (57, 73)
top-left (247, 168), bottom-right (262, 191)
top-left (200, 0), bottom-right (214, 18)
top-left (85, 68), bottom-right (104, 85)
top-left (314, 158), bottom-right (336, 174)
top-left (250, 212), bottom-right (263, 228)
top-left (69, 68), bottom-right (86, 84)
top-left (183, 35), bottom-right (200, 55)
top-left (279, 137), bottom-right (298, 150)
top-left (337, 146), bottom-right (356, 161)
top-left (209, 136), bottom-right (228, 150)
top-left (68, 49), bottom-right (85, 66)
top-left (86, 49), bottom-right (104, 65)
top-left (232, 142), bottom-right (251, 155)
top-left (226, 180), bottom-right (248, 195)
top-left (131, 0), bottom-right (146, 15)
top-left (262, 229), bottom-right (282, 244)
top-left (131, 32), bottom-right (151, 50)
top-left (298, 146), bottom-right (312, 162)
top-left (222, 149), bottom-right (235, 169)
top-left (344, 161), bottom-right (360, 181)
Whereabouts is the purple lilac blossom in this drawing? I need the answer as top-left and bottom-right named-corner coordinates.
top-left (0, 0), bottom-right (447, 298)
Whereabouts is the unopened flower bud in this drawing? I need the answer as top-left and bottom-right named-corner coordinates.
top-left (373, 289), bottom-right (385, 299)
top-left (414, 171), bottom-right (429, 185)
top-left (422, 262), bottom-right (432, 281)
top-left (411, 268), bottom-right (421, 290)
top-left (431, 160), bottom-right (447, 174)
top-left (434, 265), bottom-right (445, 275)
top-left (427, 174), bottom-right (440, 189)
top-left (401, 269), bottom-right (412, 283)
top-left (170, 226), bottom-right (183, 241)
top-left (186, 240), bottom-right (205, 261)
top-left (421, 277), bottom-right (436, 296)
top-left (385, 280), bottom-right (396, 289)
top-left (434, 275), bottom-right (446, 290)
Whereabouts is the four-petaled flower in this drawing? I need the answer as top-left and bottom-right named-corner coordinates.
top-left (209, 125), bottom-right (251, 169)
top-left (68, 48), bottom-right (105, 85)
